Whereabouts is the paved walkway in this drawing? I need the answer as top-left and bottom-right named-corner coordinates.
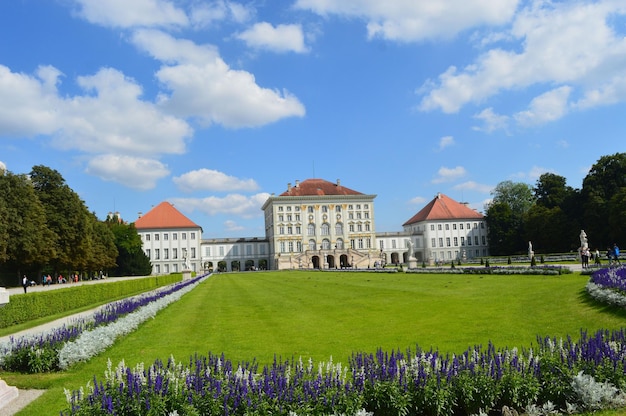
top-left (0, 276), bottom-right (152, 415)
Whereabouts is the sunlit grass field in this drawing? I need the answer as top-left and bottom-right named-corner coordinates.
top-left (5, 270), bottom-right (626, 415)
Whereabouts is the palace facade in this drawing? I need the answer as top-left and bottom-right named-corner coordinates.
top-left (134, 179), bottom-right (489, 274)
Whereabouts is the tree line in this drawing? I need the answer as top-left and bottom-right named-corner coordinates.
top-left (485, 152), bottom-right (626, 256)
top-left (0, 165), bottom-right (151, 286)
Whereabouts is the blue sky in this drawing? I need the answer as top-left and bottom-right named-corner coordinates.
top-left (1, 0), bottom-right (626, 238)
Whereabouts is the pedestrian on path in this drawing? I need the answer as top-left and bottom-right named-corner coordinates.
top-left (22, 275), bottom-right (29, 293)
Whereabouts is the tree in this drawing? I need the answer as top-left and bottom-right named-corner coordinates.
top-left (485, 201), bottom-right (517, 256)
top-left (486, 181), bottom-right (535, 255)
top-left (106, 216), bottom-right (151, 276)
top-left (491, 180), bottom-right (535, 216)
top-left (85, 213), bottom-right (118, 273)
top-left (527, 173), bottom-right (581, 252)
top-left (534, 173), bottom-right (572, 209)
top-left (29, 165), bottom-right (92, 273)
top-left (581, 153), bottom-right (626, 247)
top-left (0, 170), bottom-right (56, 280)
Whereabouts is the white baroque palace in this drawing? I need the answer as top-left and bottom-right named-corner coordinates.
top-left (134, 179), bottom-right (489, 273)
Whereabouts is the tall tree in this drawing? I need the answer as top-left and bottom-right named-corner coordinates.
top-left (485, 201), bottom-right (517, 256)
top-left (486, 181), bottom-right (535, 254)
top-left (106, 216), bottom-right (151, 276)
top-left (581, 153), bottom-right (626, 247)
top-left (29, 165), bottom-right (92, 272)
top-left (0, 170), bottom-right (55, 279)
top-left (526, 173), bottom-right (581, 252)
top-left (84, 213), bottom-right (118, 274)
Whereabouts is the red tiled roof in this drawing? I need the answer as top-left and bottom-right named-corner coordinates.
top-left (403, 193), bottom-right (483, 226)
top-left (279, 178), bottom-right (364, 196)
top-left (134, 201), bottom-right (201, 230)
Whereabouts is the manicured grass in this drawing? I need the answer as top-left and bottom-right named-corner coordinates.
top-left (4, 270), bottom-right (626, 415)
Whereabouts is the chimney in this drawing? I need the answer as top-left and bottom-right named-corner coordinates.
top-left (336, 179), bottom-right (341, 187)
top-left (287, 182), bottom-right (292, 191)
top-left (295, 180), bottom-right (300, 187)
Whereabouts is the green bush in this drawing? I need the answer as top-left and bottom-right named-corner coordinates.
top-left (0, 275), bottom-right (180, 329)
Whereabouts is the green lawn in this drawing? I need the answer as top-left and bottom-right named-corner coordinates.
top-left (4, 270), bottom-right (626, 415)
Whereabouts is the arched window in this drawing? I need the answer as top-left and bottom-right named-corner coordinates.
top-left (322, 239), bottom-right (331, 250)
top-left (308, 239), bottom-right (316, 251)
top-left (321, 223), bottom-right (330, 235)
top-left (336, 238), bottom-right (344, 249)
top-left (307, 224), bottom-right (315, 236)
top-left (335, 222), bottom-right (343, 234)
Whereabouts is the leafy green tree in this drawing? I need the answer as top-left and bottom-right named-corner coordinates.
top-left (85, 213), bottom-right (118, 273)
top-left (0, 170), bottom-right (56, 280)
top-left (526, 173), bottom-right (581, 252)
top-left (106, 216), bottom-right (151, 276)
top-left (486, 181), bottom-right (535, 255)
top-left (29, 165), bottom-right (92, 273)
top-left (485, 201), bottom-right (517, 256)
top-left (581, 153), bottom-right (626, 247)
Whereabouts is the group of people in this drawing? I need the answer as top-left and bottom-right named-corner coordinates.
top-left (607, 243), bottom-right (621, 266)
top-left (21, 273), bottom-right (81, 293)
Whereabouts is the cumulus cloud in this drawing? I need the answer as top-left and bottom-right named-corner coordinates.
top-left (409, 196), bottom-right (427, 205)
top-left (169, 192), bottom-right (271, 218)
top-left (0, 161), bottom-right (6, 172)
top-left (432, 166), bottom-right (467, 184)
top-left (224, 219), bottom-right (245, 232)
top-left (514, 86), bottom-right (572, 126)
top-left (235, 22), bottom-right (309, 53)
top-left (294, 0), bottom-right (518, 41)
top-left (131, 29), bottom-right (306, 127)
top-left (419, 1), bottom-right (626, 122)
top-left (73, 0), bottom-right (189, 28)
top-left (472, 107), bottom-right (509, 133)
top-left (58, 68), bottom-right (192, 155)
top-left (190, 1), bottom-right (253, 27)
top-left (452, 181), bottom-right (493, 194)
top-left (437, 135), bottom-right (454, 150)
top-left (173, 169), bottom-right (259, 192)
top-left (86, 154), bottom-right (170, 190)
top-left (0, 65), bottom-right (62, 137)
top-left (75, 0), bottom-right (189, 28)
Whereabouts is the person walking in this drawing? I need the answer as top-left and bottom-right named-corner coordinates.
top-left (22, 274), bottom-right (29, 293)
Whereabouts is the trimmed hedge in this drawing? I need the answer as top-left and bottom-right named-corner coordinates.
top-left (0, 275), bottom-right (181, 329)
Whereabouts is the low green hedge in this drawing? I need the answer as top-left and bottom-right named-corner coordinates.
top-left (0, 275), bottom-right (181, 329)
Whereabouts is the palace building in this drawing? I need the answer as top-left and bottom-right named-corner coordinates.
top-left (134, 179), bottom-right (488, 273)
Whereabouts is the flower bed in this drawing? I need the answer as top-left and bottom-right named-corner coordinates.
top-left (406, 265), bottom-right (569, 275)
top-left (62, 329), bottom-right (626, 416)
top-left (586, 266), bottom-right (626, 308)
top-left (0, 274), bottom-right (208, 373)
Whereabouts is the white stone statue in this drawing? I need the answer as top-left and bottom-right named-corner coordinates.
top-left (579, 230), bottom-right (588, 250)
top-left (528, 241), bottom-right (534, 260)
top-left (406, 240), bottom-right (415, 260)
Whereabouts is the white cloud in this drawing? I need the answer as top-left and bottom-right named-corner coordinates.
top-left (0, 65), bottom-right (62, 137)
top-left (514, 86), bottom-right (572, 126)
top-left (472, 107), bottom-right (509, 133)
top-left (0, 161), bottom-right (6, 172)
top-left (57, 67), bottom-right (192, 155)
top-left (432, 166), bottom-right (467, 183)
top-left (173, 169), bottom-right (259, 192)
top-left (131, 29), bottom-right (306, 127)
top-left (419, 1), bottom-right (626, 119)
top-left (236, 22), bottom-right (309, 53)
top-left (0, 65), bottom-right (191, 156)
top-left (294, 0), bottom-right (518, 41)
top-left (73, 0), bottom-right (189, 28)
top-left (408, 196), bottom-right (426, 204)
top-left (190, 1), bottom-right (254, 27)
top-left (437, 135), bottom-right (454, 150)
top-left (452, 181), bottom-right (493, 194)
top-left (224, 219), bottom-right (245, 232)
top-left (169, 192), bottom-right (271, 218)
top-left (86, 154), bottom-right (170, 190)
